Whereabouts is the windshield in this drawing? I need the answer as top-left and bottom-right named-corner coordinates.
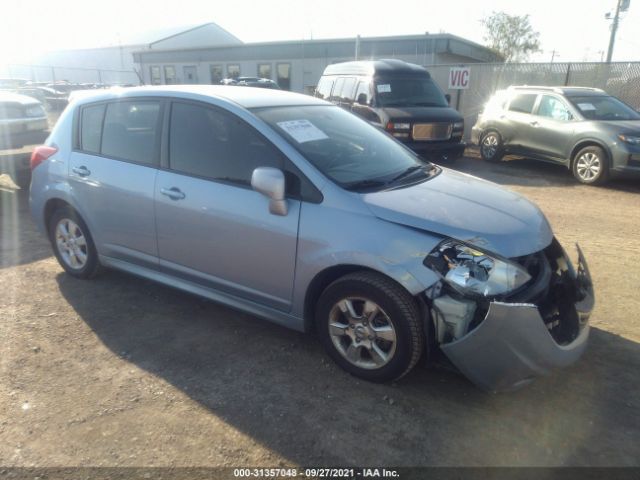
top-left (568, 95), bottom-right (640, 121)
top-left (374, 76), bottom-right (448, 108)
top-left (254, 105), bottom-right (436, 191)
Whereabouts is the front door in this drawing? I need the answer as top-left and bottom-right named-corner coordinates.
top-left (154, 100), bottom-right (300, 311)
top-left (528, 94), bottom-right (576, 162)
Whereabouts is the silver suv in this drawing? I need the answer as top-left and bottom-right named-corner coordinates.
top-left (30, 86), bottom-right (594, 391)
top-left (471, 86), bottom-right (640, 184)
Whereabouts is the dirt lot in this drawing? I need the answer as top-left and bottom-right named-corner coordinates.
top-left (1, 153), bottom-right (639, 468)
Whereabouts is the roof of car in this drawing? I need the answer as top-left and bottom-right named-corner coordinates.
top-left (0, 90), bottom-right (42, 105)
top-left (322, 59), bottom-right (429, 77)
top-left (70, 85), bottom-right (328, 109)
top-left (508, 86), bottom-right (607, 96)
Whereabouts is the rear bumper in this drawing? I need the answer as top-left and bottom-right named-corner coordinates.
top-left (440, 243), bottom-right (594, 392)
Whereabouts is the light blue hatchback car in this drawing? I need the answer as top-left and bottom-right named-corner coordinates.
top-left (29, 86), bottom-right (594, 391)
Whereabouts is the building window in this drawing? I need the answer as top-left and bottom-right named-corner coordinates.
top-left (227, 64), bottom-right (240, 80)
top-left (150, 66), bottom-right (161, 85)
top-left (276, 63), bottom-right (291, 91)
top-left (258, 63), bottom-right (272, 79)
top-left (164, 65), bottom-right (177, 85)
top-left (210, 64), bottom-right (223, 84)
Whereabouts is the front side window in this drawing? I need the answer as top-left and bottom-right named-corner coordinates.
top-left (374, 77), bottom-right (448, 107)
top-left (101, 101), bottom-right (161, 165)
top-left (169, 102), bottom-right (283, 185)
top-left (276, 63), bottom-right (291, 91)
top-left (508, 93), bottom-right (537, 114)
top-left (255, 105), bottom-right (436, 190)
top-left (80, 104), bottom-right (105, 153)
top-left (568, 95), bottom-right (640, 121)
top-left (150, 66), bottom-right (161, 85)
top-left (537, 95), bottom-right (572, 121)
top-left (227, 64), bottom-right (240, 80)
top-left (258, 63), bottom-right (272, 79)
top-left (338, 77), bottom-right (356, 102)
top-left (164, 66), bottom-right (176, 85)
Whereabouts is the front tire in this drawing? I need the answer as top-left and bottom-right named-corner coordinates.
top-left (316, 272), bottom-right (424, 382)
top-left (480, 131), bottom-right (505, 162)
top-left (572, 146), bottom-right (609, 185)
top-left (49, 207), bottom-right (101, 278)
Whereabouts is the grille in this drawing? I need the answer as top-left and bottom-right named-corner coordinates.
top-left (412, 123), bottom-right (452, 141)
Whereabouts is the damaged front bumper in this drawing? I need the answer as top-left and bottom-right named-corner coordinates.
top-left (438, 243), bottom-right (595, 392)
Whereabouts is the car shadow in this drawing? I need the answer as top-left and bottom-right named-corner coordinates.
top-left (452, 148), bottom-right (640, 193)
top-left (56, 270), bottom-right (640, 466)
top-left (0, 184), bottom-right (52, 269)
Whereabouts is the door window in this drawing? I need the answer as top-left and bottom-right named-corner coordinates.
top-left (168, 102), bottom-right (283, 186)
top-left (258, 63), bottom-right (272, 79)
top-left (150, 66), bottom-right (161, 85)
top-left (80, 104), bottom-right (106, 153)
top-left (537, 95), bottom-right (572, 121)
top-left (163, 66), bottom-right (177, 85)
top-left (101, 101), bottom-right (161, 165)
top-left (315, 77), bottom-right (334, 99)
top-left (339, 77), bottom-right (356, 103)
top-left (508, 94), bottom-right (537, 114)
top-left (210, 65), bottom-right (223, 84)
top-left (227, 64), bottom-right (241, 80)
top-left (354, 81), bottom-right (371, 104)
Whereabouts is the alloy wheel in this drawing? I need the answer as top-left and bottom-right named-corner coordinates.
top-left (576, 152), bottom-right (601, 182)
top-left (328, 297), bottom-right (397, 370)
top-left (55, 218), bottom-right (88, 269)
top-left (482, 134), bottom-right (499, 158)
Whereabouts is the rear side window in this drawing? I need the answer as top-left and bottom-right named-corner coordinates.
top-left (315, 77), bottom-right (334, 99)
top-left (338, 77), bottom-right (356, 102)
top-left (168, 102), bottom-right (283, 186)
top-left (101, 101), bottom-right (161, 165)
top-left (508, 94), bottom-right (537, 114)
top-left (80, 104), bottom-right (105, 153)
top-left (330, 78), bottom-right (345, 102)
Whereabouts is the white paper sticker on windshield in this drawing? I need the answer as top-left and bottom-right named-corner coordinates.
top-left (577, 103), bottom-right (596, 111)
top-left (377, 84), bottom-right (392, 93)
top-left (277, 119), bottom-right (329, 143)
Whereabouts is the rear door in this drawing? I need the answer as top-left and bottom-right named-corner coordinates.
top-left (154, 100), bottom-right (301, 311)
top-left (69, 99), bottom-right (163, 268)
top-left (504, 92), bottom-right (539, 153)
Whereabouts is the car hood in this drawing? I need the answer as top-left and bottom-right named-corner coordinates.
top-left (378, 106), bottom-right (462, 122)
top-left (599, 119), bottom-right (640, 132)
top-left (362, 168), bottom-right (553, 258)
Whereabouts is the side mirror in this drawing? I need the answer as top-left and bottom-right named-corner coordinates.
top-left (356, 93), bottom-right (368, 105)
top-left (445, 93), bottom-right (451, 105)
top-left (251, 167), bottom-right (287, 216)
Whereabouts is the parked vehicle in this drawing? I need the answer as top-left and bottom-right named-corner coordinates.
top-left (471, 86), bottom-right (640, 184)
top-left (30, 86), bottom-right (594, 391)
top-left (0, 91), bottom-right (49, 187)
top-left (315, 59), bottom-right (465, 162)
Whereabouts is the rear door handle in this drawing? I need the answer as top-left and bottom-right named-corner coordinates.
top-left (72, 166), bottom-right (91, 177)
top-left (160, 187), bottom-right (186, 200)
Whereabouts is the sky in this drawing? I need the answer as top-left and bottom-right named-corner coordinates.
top-left (0, 0), bottom-right (638, 64)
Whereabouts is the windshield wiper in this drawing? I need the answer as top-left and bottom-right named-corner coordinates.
top-left (343, 179), bottom-right (389, 192)
top-left (388, 165), bottom-right (427, 184)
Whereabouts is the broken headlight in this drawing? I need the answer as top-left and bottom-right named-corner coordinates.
top-left (424, 240), bottom-right (532, 297)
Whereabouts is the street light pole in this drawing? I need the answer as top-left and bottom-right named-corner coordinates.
top-left (606, 0), bottom-right (622, 62)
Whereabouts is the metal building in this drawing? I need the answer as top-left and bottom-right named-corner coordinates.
top-left (133, 33), bottom-right (503, 93)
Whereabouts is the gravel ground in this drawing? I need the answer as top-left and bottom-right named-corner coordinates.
top-left (1, 153), bottom-right (639, 468)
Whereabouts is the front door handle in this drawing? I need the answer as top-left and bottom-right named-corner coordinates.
top-left (160, 187), bottom-right (186, 200)
top-left (72, 166), bottom-right (91, 177)
top-left (529, 120), bottom-right (540, 127)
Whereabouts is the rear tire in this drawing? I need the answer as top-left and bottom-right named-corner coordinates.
top-left (480, 131), bottom-right (505, 162)
top-left (572, 146), bottom-right (609, 185)
top-left (316, 271), bottom-right (424, 382)
top-left (49, 207), bottom-right (101, 279)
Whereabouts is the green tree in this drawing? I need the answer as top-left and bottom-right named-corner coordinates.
top-left (481, 12), bottom-right (542, 63)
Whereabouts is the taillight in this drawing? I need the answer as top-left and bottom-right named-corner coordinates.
top-left (30, 145), bottom-right (58, 171)
top-left (385, 121), bottom-right (394, 131)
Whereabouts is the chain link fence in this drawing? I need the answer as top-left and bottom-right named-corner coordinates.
top-left (428, 61), bottom-right (640, 139)
top-left (0, 63), bottom-right (140, 86)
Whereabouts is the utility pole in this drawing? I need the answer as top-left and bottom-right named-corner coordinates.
top-left (606, 0), bottom-right (629, 62)
top-left (550, 50), bottom-right (558, 63)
